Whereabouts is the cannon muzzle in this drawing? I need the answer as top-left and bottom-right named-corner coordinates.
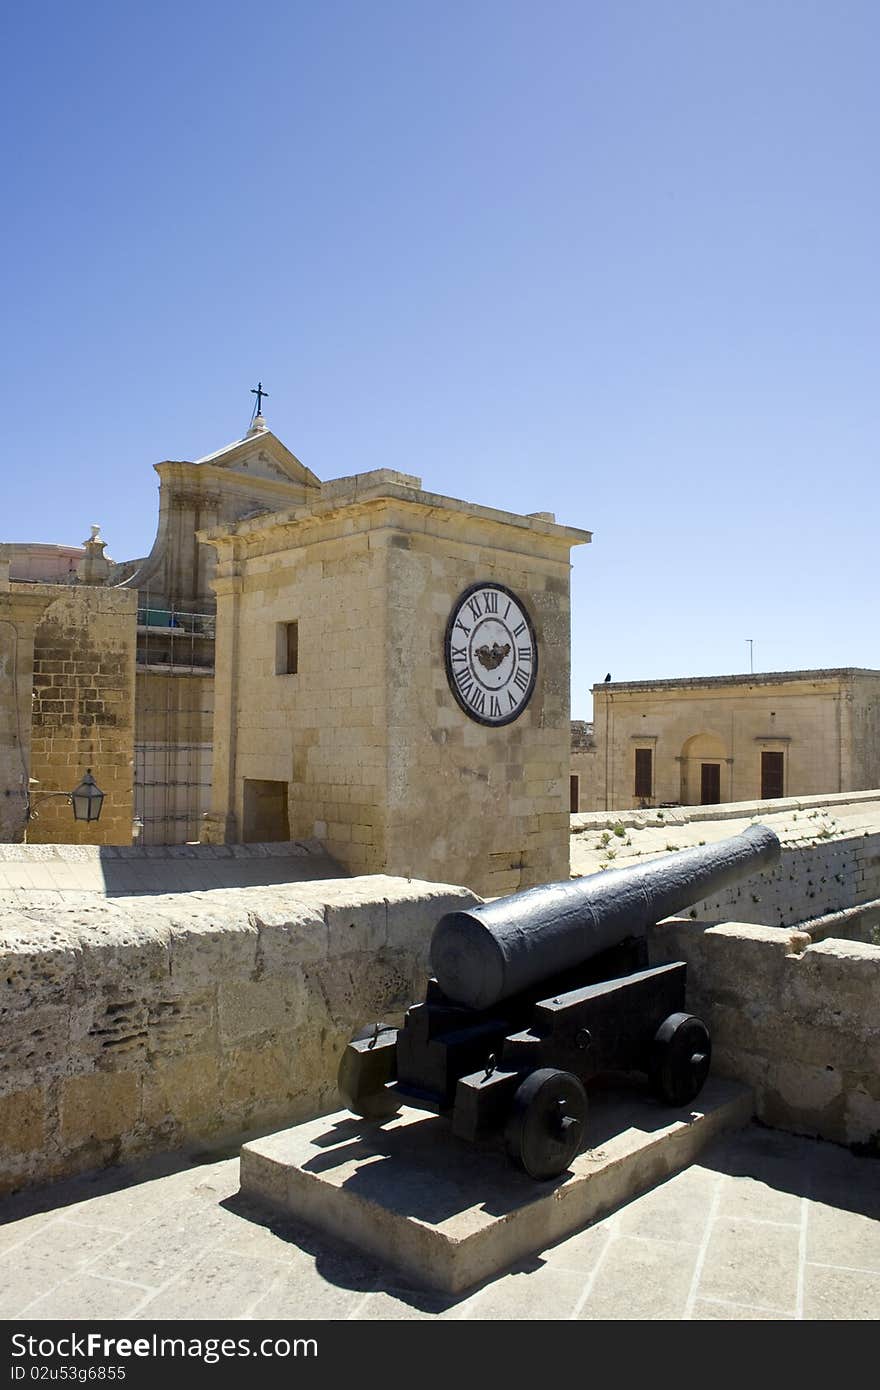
top-left (431, 823), bottom-right (780, 1009)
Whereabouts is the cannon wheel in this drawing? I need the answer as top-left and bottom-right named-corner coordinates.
top-left (337, 1024), bottom-right (401, 1121)
top-left (504, 1068), bottom-right (587, 1180)
top-left (648, 1012), bottom-right (711, 1107)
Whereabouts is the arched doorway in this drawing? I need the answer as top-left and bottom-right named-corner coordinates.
top-left (679, 732), bottom-right (729, 806)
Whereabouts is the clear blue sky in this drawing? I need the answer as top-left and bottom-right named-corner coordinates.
top-left (2, 1), bottom-right (877, 718)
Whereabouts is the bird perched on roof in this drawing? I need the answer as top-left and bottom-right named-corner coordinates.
top-left (604, 672), bottom-right (611, 682)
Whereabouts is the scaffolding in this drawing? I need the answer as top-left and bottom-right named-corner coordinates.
top-left (133, 598), bottom-right (215, 845)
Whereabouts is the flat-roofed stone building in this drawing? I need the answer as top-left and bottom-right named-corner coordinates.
top-left (587, 668), bottom-right (880, 812)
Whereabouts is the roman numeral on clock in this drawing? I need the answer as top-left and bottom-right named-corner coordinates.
top-left (513, 667), bottom-right (530, 692)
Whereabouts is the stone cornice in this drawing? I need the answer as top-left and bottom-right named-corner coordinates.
top-left (196, 475), bottom-right (591, 554)
top-left (155, 459), bottom-right (315, 504)
top-left (592, 669), bottom-right (879, 697)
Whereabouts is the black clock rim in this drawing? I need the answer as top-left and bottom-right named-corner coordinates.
top-left (444, 580), bottom-right (539, 728)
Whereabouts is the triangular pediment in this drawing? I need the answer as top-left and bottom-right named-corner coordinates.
top-left (194, 428), bottom-right (321, 489)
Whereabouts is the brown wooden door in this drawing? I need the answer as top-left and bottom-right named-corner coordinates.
top-left (700, 763), bottom-right (721, 804)
top-left (569, 775), bottom-right (580, 813)
top-left (761, 751), bottom-right (784, 799)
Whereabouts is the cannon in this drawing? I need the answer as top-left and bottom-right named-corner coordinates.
top-left (338, 824), bottom-right (780, 1180)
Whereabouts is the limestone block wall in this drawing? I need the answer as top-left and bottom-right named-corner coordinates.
top-left (0, 596), bottom-right (33, 843)
top-left (1, 584), bottom-right (136, 845)
top-left (383, 516), bottom-right (573, 895)
top-left (649, 919), bottom-right (880, 1149)
top-left (223, 528), bottom-right (390, 874)
top-left (848, 673), bottom-right (880, 790)
top-left (0, 876), bottom-right (476, 1194)
top-left (570, 748), bottom-right (598, 812)
top-left (28, 589), bottom-right (137, 846)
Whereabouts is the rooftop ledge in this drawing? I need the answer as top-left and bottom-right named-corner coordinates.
top-left (196, 470), bottom-right (592, 548)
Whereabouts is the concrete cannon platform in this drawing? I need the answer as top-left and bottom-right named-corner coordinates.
top-left (240, 1076), bottom-right (753, 1294)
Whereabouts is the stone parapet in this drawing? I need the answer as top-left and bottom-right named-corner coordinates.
top-left (571, 794), bottom-right (880, 930)
top-left (649, 918), bottom-right (880, 1150)
top-left (0, 876), bottom-right (477, 1195)
top-left (572, 787), bottom-right (880, 831)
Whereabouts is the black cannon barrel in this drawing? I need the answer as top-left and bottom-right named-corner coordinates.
top-left (431, 823), bottom-right (781, 1010)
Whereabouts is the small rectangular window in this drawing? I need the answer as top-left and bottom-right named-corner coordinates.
top-left (761, 750), bottom-right (784, 799)
top-left (634, 747), bottom-right (653, 798)
top-left (275, 621), bottom-right (299, 675)
top-left (570, 774), bottom-right (580, 813)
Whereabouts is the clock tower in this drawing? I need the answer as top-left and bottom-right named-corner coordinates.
top-left (201, 468), bottom-right (590, 896)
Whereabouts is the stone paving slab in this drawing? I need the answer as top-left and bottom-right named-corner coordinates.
top-left (0, 1122), bottom-right (876, 1320)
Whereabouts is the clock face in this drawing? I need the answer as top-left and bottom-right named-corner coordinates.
top-left (444, 582), bottom-right (538, 726)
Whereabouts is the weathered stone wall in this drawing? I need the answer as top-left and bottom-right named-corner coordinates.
top-left (28, 589), bottom-right (136, 846)
top-left (570, 733), bottom-right (598, 814)
top-left (0, 586), bottom-right (34, 843)
top-left (848, 673), bottom-right (880, 790)
top-left (1, 583), bottom-right (136, 845)
top-left (211, 523), bottom-right (390, 872)
top-left (649, 919), bottom-right (880, 1149)
top-left (0, 876), bottom-right (476, 1194)
top-left (382, 501), bottom-right (574, 895)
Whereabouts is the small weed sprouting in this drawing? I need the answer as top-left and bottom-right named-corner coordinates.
top-left (612, 823), bottom-right (626, 838)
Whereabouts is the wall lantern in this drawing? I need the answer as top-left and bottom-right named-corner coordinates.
top-left (27, 768), bottom-right (105, 824)
top-left (70, 770), bottom-right (105, 823)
